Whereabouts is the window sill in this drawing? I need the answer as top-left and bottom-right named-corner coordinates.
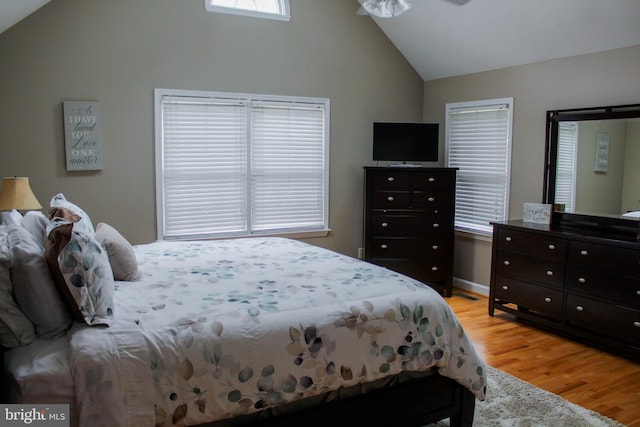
top-left (454, 229), bottom-right (493, 243)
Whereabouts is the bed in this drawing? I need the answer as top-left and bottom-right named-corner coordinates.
top-left (1, 196), bottom-right (486, 427)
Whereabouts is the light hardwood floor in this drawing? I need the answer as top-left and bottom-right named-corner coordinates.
top-left (446, 290), bottom-right (640, 426)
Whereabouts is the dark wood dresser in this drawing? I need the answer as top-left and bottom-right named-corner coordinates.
top-left (489, 214), bottom-right (640, 359)
top-left (364, 167), bottom-right (457, 296)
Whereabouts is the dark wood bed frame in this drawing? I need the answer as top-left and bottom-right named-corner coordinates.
top-left (2, 347), bottom-right (475, 427)
top-left (206, 374), bottom-right (476, 427)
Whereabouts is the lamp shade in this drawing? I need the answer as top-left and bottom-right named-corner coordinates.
top-left (0, 177), bottom-right (42, 211)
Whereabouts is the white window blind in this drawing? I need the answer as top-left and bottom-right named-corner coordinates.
top-left (251, 101), bottom-right (327, 233)
top-left (155, 89), bottom-right (329, 240)
top-left (555, 122), bottom-right (578, 213)
top-left (445, 98), bottom-right (513, 234)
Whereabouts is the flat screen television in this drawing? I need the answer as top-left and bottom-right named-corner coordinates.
top-left (373, 122), bottom-right (439, 162)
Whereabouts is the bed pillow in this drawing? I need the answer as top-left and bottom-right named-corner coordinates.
top-left (22, 210), bottom-right (48, 250)
top-left (46, 218), bottom-right (115, 326)
top-left (0, 209), bottom-right (23, 227)
top-left (0, 226), bottom-right (37, 348)
top-left (7, 224), bottom-right (72, 338)
top-left (95, 222), bottom-right (139, 281)
top-left (49, 193), bottom-right (95, 236)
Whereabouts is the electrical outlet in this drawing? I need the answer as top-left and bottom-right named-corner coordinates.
top-left (357, 247), bottom-right (364, 259)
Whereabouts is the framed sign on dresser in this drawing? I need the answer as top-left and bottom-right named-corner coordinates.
top-left (363, 167), bottom-right (457, 296)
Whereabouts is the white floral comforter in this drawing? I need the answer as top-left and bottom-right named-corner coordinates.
top-left (68, 238), bottom-right (486, 427)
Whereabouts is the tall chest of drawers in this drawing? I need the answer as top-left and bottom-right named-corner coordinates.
top-left (364, 167), bottom-right (457, 296)
top-left (490, 219), bottom-right (640, 359)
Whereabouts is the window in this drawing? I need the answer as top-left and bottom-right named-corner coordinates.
top-left (204, 0), bottom-right (290, 21)
top-left (554, 122), bottom-right (578, 213)
top-left (155, 89), bottom-right (329, 240)
top-left (445, 98), bottom-right (513, 234)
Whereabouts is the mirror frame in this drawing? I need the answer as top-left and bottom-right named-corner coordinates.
top-left (543, 103), bottom-right (640, 210)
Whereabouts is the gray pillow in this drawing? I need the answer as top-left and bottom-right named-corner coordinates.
top-left (0, 225), bottom-right (36, 347)
top-left (95, 223), bottom-right (139, 281)
top-left (7, 225), bottom-right (72, 338)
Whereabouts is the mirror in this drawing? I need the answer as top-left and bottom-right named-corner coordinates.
top-left (543, 103), bottom-right (640, 219)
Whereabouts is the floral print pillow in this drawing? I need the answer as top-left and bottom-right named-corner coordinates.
top-left (46, 218), bottom-right (115, 326)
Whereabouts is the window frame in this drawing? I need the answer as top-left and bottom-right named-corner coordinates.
top-left (204, 0), bottom-right (291, 21)
top-left (445, 97), bottom-right (514, 236)
top-left (154, 88), bottom-right (330, 241)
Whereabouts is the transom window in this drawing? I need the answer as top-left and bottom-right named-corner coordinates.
top-left (205, 0), bottom-right (290, 21)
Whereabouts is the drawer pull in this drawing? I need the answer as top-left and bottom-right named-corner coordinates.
top-left (432, 245), bottom-right (439, 250)
top-left (502, 285), bottom-right (509, 291)
top-left (432, 223), bottom-right (440, 228)
top-left (503, 260), bottom-right (511, 266)
top-left (634, 322), bottom-right (640, 328)
top-left (546, 270), bottom-right (554, 276)
top-left (387, 177), bottom-right (394, 182)
top-left (580, 250), bottom-right (588, 256)
top-left (637, 290), bottom-right (640, 296)
top-left (505, 236), bottom-right (512, 242)
top-left (544, 297), bottom-right (552, 303)
top-left (431, 266), bottom-right (438, 271)
top-left (380, 244), bottom-right (388, 249)
top-left (428, 197), bottom-right (435, 202)
top-left (576, 306), bottom-right (584, 312)
top-left (548, 244), bottom-right (555, 250)
top-left (578, 277), bottom-right (586, 284)
top-left (381, 222), bottom-right (388, 228)
top-left (387, 196), bottom-right (394, 202)
top-left (428, 177), bottom-right (435, 183)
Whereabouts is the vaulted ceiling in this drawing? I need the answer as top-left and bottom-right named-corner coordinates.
top-left (2, 0), bottom-right (640, 82)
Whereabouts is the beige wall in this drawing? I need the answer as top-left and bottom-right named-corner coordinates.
top-left (423, 45), bottom-right (640, 289)
top-left (622, 122), bottom-right (640, 213)
top-left (0, 0), bottom-right (424, 256)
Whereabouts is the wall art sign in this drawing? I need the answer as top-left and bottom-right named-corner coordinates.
top-left (594, 132), bottom-right (609, 172)
top-left (523, 202), bottom-right (552, 224)
top-left (63, 101), bottom-right (103, 171)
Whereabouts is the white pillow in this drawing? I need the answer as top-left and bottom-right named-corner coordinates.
top-left (0, 209), bottom-right (23, 227)
top-left (7, 225), bottom-right (72, 338)
top-left (22, 210), bottom-right (48, 250)
top-left (0, 225), bottom-right (36, 348)
top-left (49, 193), bottom-right (95, 236)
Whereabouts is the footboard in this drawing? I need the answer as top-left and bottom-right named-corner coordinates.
top-left (204, 374), bottom-right (475, 427)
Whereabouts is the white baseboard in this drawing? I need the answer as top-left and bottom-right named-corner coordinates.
top-left (452, 277), bottom-right (489, 296)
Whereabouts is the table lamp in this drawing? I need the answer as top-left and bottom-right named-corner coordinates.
top-left (0, 177), bottom-right (42, 212)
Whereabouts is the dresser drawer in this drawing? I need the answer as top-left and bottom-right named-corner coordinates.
top-left (495, 251), bottom-right (565, 288)
top-left (496, 228), bottom-right (567, 261)
top-left (568, 241), bottom-right (640, 278)
top-left (494, 276), bottom-right (563, 319)
top-left (371, 213), bottom-right (450, 236)
top-left (367, 171), bottom-right (411, 189)
top-left (373, 258), bottom-right (450, 283)
top-left (565, 294), bottom-right (640, 343)
top-left (369, 237), bottom-right (426, 258)
top-left (412, 172), bottom-right (455, 189)
top-left (412, 190), bottom-right (453, 211)
top-left (371, 191), bottom-right (411, 209)
top-left (567, 266), bottom-right (640, 309)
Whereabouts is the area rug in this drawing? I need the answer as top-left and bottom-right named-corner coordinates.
top-left (427, 366), bottom-right (623, 427)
